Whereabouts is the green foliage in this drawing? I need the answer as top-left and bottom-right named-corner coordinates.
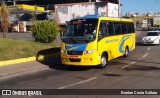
top-left (32, 20), bottom-right (59, 43)
top-left (0, 38), bottom-right (59, 61)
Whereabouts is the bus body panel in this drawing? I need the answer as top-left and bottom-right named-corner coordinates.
top-left (98, 35), bottom-right (123, 61)
top-left (122, 33), bottom-right (136, 53)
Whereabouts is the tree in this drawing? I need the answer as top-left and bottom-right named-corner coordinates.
top-left (0, 2), bottom-right (10, 38)
top-left (32, 20), bottom-right (59, 43)
top-left (30, 5), bottom-right (37, 25)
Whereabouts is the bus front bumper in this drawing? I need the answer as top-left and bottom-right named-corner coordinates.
top-left (61, 55), bottom-right (101, 66)
top-left (62, 61), bottom-right (99, 66)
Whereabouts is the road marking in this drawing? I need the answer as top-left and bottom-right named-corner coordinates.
top-left (121, 62), bottom-right (136, 69)
top-left (147, 47), bottom-right (150, 51)
top-left (142, 53), bottom-right (149, 58)
top-left (58, 77), bottom-right (97, 89)
top-left (130, 62), bottom-right (136, 65)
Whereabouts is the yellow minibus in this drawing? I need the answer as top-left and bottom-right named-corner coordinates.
top-left (61, 15), bottom-right (135, 68)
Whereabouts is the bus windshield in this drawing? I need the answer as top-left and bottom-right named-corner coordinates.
top-left (62, 19), bottom-right (98, 43)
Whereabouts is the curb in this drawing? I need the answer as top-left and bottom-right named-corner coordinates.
top-left (0, 53), bottom-right (58, 67)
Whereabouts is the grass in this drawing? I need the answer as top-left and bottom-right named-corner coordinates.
top-left (0, 38), bottom-right (60, 61)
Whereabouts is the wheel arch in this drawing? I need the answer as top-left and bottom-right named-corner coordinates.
top-left (101, 51), bottom-right (108, 60)
top-left (125, 45), bottom-right (129, 51)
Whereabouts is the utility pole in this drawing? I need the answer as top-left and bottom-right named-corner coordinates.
top-left (118, 0), bottom-right (121, 18)
top-left (106, 0), bottom-right (108, 16)
top-left (13, 0), bottom-right (16, 6)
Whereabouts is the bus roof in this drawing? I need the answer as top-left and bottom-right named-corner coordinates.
top-left (99, 16), bottom-right (133, 22)
top-left (71, 15), bottom-right (133, 22)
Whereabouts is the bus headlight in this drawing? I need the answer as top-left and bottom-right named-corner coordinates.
top-left (84, 49), bottom-right (96, 54)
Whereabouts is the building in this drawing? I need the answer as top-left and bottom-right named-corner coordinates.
top-left (124, 12), bottom-right (159, 28)
top-left (1, 0), bottom-right (119, 10)
top-left (153, 16), bottom-right (160, 26)
top-left (1, 0), bottom-right (119, 32)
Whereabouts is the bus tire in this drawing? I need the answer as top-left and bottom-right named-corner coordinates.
top-left (123, 47), bottom-right (129, 57)
top-left (99, 54), bottom-right (108, 69)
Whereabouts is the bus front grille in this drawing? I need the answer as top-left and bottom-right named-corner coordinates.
top-left (67, 51), bottom-right (83, 55)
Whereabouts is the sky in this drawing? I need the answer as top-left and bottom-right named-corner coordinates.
top-left (121, 0), bottom-right (160, 15)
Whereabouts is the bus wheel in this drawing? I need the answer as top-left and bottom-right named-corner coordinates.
top-left (123, 47), bottom-right (129, 57)
top-left (99, 54), bottom-right (108, 69)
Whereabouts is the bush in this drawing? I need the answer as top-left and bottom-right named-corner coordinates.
top-left (32, 20), bottom-right (59, 43)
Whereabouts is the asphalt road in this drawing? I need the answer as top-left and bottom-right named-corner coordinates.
top-left (0, 32), bottom-right (61, 43)
top-left (0, 31), bottom-right (160, 98)
top-left (0, 32), bottom-right (34, 40)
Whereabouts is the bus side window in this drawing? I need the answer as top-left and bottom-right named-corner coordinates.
top-left (131, 23), bottom-right (135, 33)
top-left (107, 22), bottom-right (115, 36)
top-left (132, 23), bottom-right (135, 32)
top-left (121, 23), bottom-right (128, 34)
top-left (126, 23), bottom-right (135, 34)
top-left (114, 22), bottom-right (122, 35)
top-left (127, 23), bottom-right (132, 33)
top-left (99, 21), bottom-right (108, 37)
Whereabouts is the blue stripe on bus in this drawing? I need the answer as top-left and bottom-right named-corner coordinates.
top-left (66, 44), bottom-right (87, 51)
top-left (119, 35), bottom-right (130, 53)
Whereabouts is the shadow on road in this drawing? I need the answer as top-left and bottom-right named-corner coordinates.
top-left (103, 71), bottom-right (160, 79)
top-left (103, 73), bottom-right (122, 77)
top-left (121, 58), bottom-right (160, 65)
top-left (124, 65), bottom-right (160, 71)
top-left (36, 47), bottom-right (60, 60)
top-left (119, 58), bottom-right (160, 71)
top-left (39, 57), bottom-right (94, 71)
top-left (37, 47), bottom-right (94, 71)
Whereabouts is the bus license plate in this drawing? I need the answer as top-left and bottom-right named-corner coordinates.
top-left (70, 56), bottom-right (78, 59)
